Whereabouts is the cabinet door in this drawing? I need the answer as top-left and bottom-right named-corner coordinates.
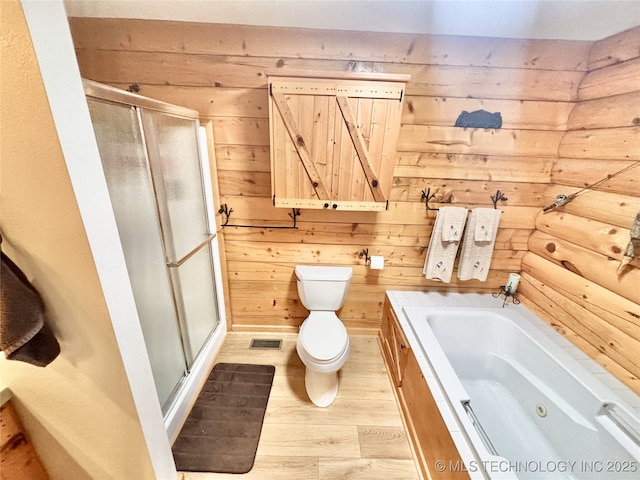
top-left (389, 306), bottom-right (410, 387)
top-left (403, 352), bottom-right (469, 479)
top-left (268, 71), bottom-right (408, 211)
top-left (380, 302), bottom-right (395, 377)
top-left (381, 298), bottom-right (410, 387)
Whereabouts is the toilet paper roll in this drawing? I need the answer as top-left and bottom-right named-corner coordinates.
top-left (369, 255), bottom-right (384, 270)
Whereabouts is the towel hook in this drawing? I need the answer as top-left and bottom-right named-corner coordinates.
top-left (421, 188), bottom-right (439, 211)
top-left (491, 190), bottom-right (507, 209)
top-left (359, 248), bottom-right (371, 265)
top-left (218, 203), bottom-right (233, 226)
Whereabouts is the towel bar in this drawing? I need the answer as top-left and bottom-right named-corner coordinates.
top-left (421, 187), bottom-right (507, 211)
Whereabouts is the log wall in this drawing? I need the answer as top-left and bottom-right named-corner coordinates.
top-left (68, 19), bottom-right (593, 334)
top-left (519, 26), bottom-right (640, 395)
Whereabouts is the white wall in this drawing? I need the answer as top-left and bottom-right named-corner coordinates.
top-left (63, 0), bottom-right (640, 40)
top-left (0, 0), bottom-right (175, 477)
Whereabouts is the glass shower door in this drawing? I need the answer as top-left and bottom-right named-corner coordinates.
top-left (85, 81), bottom-right (222, 413)
top-left (86, 98), bottom-right (188, 406)
top-left (142, 111), bottom-right (220, 366)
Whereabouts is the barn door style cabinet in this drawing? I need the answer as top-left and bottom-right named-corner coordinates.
top-left (267, 70), bottom-right (410, 211)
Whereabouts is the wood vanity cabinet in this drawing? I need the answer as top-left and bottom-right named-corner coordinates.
top-left (267, 70), bottom-right (409, 211)
top-left (379, 295), bottom-right (469, 480)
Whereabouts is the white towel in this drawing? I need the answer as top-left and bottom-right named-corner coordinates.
top-left (423, 206), bottom-right (468, 283)
top-left (441, 208), bottom-right (467, 242)
top-left (474, 208), bottom-right (498, 242)
top-left (457, 208), bottom-right (502, 281)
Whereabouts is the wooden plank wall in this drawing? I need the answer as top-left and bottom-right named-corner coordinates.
top-left (68, 18), bottom-right (590, 334)
top-left (519, 26), bottom-right (640, 395)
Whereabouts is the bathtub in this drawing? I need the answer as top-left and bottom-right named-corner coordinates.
top-left (391, 292), bottom-right (640, 480)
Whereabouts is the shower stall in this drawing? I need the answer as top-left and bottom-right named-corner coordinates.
top-left (83, 80), bottom-right (225, 438)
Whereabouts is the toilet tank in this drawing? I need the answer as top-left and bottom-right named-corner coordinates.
top-left (295, 265), bottom-right (352, 311)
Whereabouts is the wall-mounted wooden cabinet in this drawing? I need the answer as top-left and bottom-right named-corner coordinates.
top-left (267, 70), bottom-right (409, 211)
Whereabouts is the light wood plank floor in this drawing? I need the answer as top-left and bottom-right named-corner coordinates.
top-left (178, 333), bottom-right (420, 480)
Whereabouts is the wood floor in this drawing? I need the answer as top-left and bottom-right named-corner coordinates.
top-left (178, 333), bottom-right (420, 480)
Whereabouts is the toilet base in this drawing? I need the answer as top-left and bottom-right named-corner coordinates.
top-left (304, 368), bottom-right (339, 407)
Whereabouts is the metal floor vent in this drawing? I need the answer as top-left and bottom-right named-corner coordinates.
top-left (250, 338), bottom-right (282, 350)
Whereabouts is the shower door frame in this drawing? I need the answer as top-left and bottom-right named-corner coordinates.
top-left (84, 80), bottom-right (227, 441)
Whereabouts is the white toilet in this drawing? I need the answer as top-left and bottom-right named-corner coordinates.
top-left (295, 265), bottom-right (352, 407)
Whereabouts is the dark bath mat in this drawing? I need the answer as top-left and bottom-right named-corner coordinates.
top-left (172, 362), bottom-right (275, 473)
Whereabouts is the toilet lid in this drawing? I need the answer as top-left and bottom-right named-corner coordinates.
top-left (299, 312), bottom-right (348, 362)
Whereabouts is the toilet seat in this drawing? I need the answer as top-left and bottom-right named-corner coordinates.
top-left (299, 312), bottom-right (348, 362)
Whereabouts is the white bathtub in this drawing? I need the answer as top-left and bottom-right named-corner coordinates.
top-left (392, 292), bottom-right (640, 480)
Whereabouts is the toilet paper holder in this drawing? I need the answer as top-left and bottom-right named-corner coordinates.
top-left (359, 249), bottom-right (384, 270)
top-left (359, 248), bottom-right (371, 264)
